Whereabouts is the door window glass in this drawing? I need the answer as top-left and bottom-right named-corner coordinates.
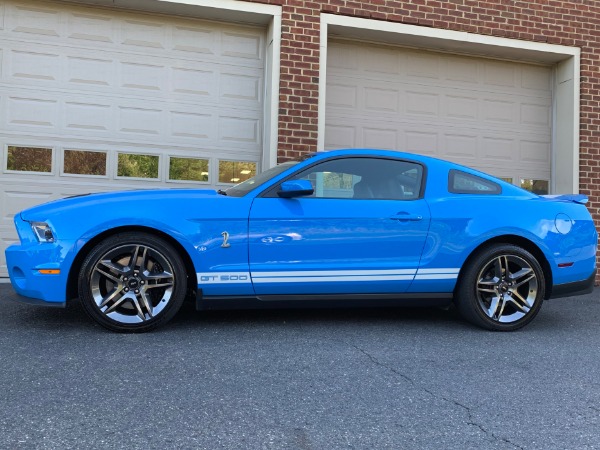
top-left (282, 157), bottom-right (424, 200)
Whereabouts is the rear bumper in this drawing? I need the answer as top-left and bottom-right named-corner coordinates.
top-left (549, 269), bottom-right (596, 299)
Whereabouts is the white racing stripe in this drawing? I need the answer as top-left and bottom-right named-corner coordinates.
top-left (252, 275), bottom-right (415, 283)
top-left (252, 269), bottom-right (416, 278)
top-left (414, 274), bottom-right (459, 280)
top-left (416, 268), bottom-right (460, 274)
top-left (414, 268), bottom-right (460, 280)
top-left (197, 268), bottom-right (460, 284)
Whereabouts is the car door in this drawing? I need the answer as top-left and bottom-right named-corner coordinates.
top-left (248, 156), bottom-right (431, 296)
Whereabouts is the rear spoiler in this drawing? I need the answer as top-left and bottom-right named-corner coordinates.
top-left (540, 194), bottom-right (589, 205)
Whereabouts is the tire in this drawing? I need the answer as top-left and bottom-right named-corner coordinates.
top-left (78, 232), bottom-right (188, 332)
top-left (455, 244), bottom-right (545, 331)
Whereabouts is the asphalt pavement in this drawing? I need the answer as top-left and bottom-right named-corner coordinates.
top-left (1, 282), bottom-right (599, 449)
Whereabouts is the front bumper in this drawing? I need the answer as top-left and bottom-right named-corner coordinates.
top-left (6, 290), bottom-right (66, 308)
top-left (5, 241), bottom-right (74, 305)
top-left (549, 269), bottom-right (596, 299)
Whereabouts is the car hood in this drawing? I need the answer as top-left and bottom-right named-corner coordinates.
top-left (20, 189), bottom-right (222, 221)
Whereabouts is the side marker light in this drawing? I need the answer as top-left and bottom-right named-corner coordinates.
top-left (38, 269), bottom-right (61, 275)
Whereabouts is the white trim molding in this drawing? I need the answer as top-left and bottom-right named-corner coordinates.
top-left (63, 0), bottom-right (280, 24)
top-left (318, 13), bottom-right (581, 194)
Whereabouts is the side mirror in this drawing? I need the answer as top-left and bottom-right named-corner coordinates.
top-left (278, 180), bottom-right (314, 198)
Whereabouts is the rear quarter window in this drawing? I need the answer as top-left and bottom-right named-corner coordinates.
top-left (449, 170), bottom-right (501, 195)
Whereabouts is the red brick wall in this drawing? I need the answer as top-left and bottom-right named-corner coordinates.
top-left (250, 0), bottom-right (600, 278)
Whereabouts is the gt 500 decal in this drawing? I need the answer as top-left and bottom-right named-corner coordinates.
top-left (197, 272), bottom-right (251, 284)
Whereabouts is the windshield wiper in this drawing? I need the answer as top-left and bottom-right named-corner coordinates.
top-left (217, 189), bottom-right (228, 196)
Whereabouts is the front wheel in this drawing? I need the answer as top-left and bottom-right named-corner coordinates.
top-left (78, 232), bottom-right (188, 332)
top-left (455, 244), bottom-right (546, 331)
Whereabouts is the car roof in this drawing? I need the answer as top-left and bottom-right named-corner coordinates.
top-left (308, 148), bottom-right (471, 173)
top-left (304, 149), bottom-right (534, 198)
top-left (311, 148), bottom-right (457, 167)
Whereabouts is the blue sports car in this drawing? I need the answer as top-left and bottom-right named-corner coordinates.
top-left (5, 149), bottom-right (597, 332)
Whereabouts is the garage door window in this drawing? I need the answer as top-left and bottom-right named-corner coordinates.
top-left (219, 160), bottom-right (256, 184)
top-left (169, 157), bottom-right (209, 183)
top-left (63, 150), bottom-right (107, 177)
top-left (6, 146), bottom-right (53, 174)
top-left (521, 179), bottom-right (549, 195)
top-left (117, 153), bottom-right (159, 179)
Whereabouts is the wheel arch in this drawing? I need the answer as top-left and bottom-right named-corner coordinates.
top-left (66, 226), bottom-right (198, 302)
top-left (455, 234), bottom-right (553, 300)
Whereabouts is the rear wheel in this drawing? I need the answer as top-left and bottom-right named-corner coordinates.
top-left (455, 244), bottom-right (545, 331)
top-left (78, 232), bottom-right (187, 332)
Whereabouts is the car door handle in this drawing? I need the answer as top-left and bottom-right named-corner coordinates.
top-left (390, 213), bottom-right (423, 221)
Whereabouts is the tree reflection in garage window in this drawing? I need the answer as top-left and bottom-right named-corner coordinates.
top-left (521, 179), bottom-right (549, 195)
top-left (64, 150), bottom-right (107, 176)
top-left (218, 160), bottom-right (256, 183)
top-left (169, 157), bottom-right (209, 182)
top-left (117, 153), bottom-right (159, 179)
top-left (6, 146), bottom-right (52, 173)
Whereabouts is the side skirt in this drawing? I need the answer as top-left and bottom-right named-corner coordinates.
top-left (196, 291), bottom-right (453, 311)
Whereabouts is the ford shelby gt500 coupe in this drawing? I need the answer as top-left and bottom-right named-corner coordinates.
top-left (5, 149), bottom-right (597, 332)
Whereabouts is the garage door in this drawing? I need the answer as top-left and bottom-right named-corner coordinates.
top-left (325, 40), bottom-right (552, 193)
top-left (0, 1), bottom-right (266, 277)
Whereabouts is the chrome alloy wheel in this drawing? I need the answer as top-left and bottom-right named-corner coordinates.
top-left (476, 254), bottom-right (538, 323)
top-left (91, 244), bottom-right (175, 324)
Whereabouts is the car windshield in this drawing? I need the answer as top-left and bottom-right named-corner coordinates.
top-left (224, 161), bottom-right (299, 197)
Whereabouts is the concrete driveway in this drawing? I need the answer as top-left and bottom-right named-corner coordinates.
top-left (1, 283), bottom-right (599, 449)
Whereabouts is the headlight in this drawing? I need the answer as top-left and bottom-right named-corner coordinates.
top-left (30, 222), bottom-right (55, 243)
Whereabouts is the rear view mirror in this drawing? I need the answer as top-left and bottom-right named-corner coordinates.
top-left (278, 180), bottom-right (314, 198)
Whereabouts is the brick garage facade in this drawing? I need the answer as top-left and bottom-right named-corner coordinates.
top-left (246, 0), bottom-right (600, 276)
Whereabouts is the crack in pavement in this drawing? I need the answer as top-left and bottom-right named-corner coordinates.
top-left (351, 344), bottom-right (524, 450)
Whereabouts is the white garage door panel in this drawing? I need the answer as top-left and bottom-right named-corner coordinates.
top-left (1, 47), bottom-right (263, 150)
top-left (4, 43), bottom-right (263, 107)
top-left (326, 41), bottom-right (552, 182)
top-left (0, 0), bottom-right (266, 277)
top-left (1, 90), bottom-right (263, 153)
